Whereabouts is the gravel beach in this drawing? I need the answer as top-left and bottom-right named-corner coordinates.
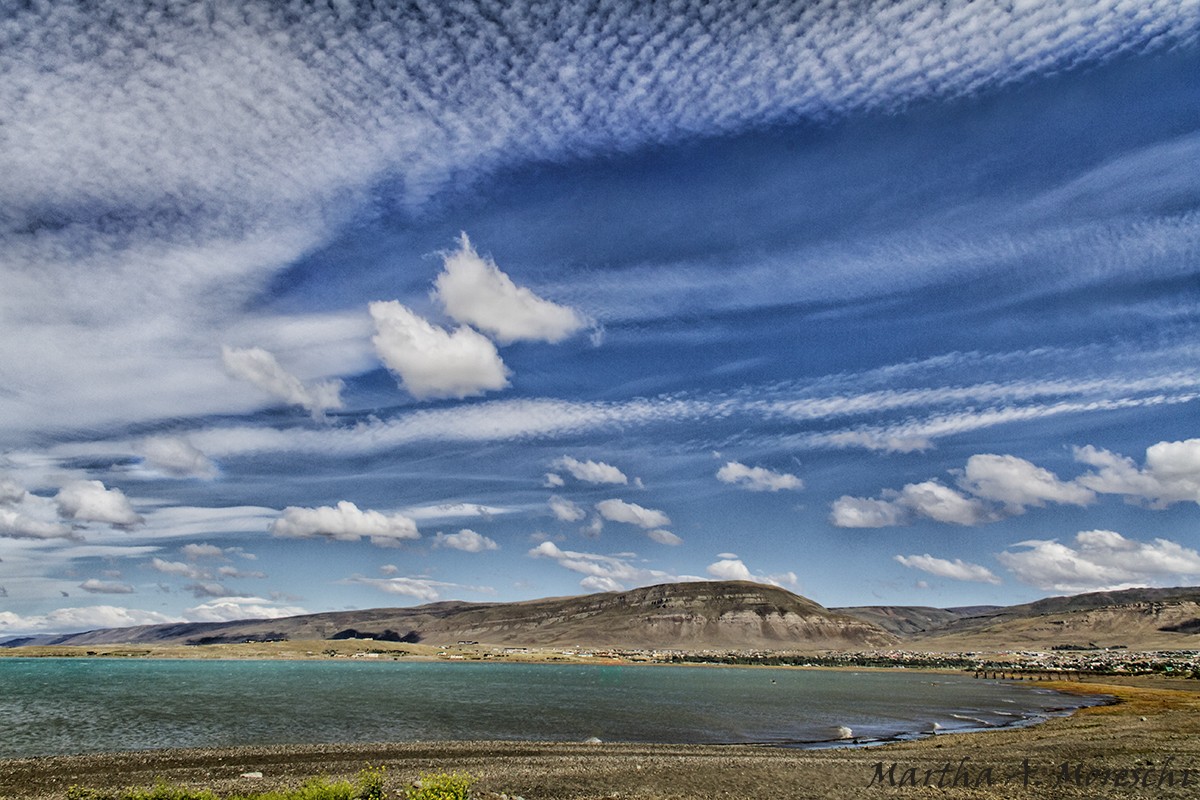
top-left (2, 678), bottom-right (1198, 799)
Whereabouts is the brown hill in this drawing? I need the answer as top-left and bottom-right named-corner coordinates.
top-left (6, 581), bottom-right (898, 650)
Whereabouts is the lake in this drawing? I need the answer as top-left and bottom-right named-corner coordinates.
top-left (0, 658), bottom-right (1103, 758)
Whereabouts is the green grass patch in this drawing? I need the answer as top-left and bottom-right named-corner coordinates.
top-left (65, 766), bottom-right (402, 800)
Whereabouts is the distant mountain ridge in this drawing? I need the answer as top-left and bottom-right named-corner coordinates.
top-left (7, 583), bottom-right (1200, 652)
top-left (836, 586), bottom-right (1200, 651)
top-left (3, 581), bottom-right (897, 650)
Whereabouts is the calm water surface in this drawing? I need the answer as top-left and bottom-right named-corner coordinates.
top-left (0, 659), bottom-right (1102, 758)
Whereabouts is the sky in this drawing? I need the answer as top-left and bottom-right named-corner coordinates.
top-left (2, 0), bottom-right (1200, 636)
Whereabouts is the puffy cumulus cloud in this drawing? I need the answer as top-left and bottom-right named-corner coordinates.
top-left (270, 501), bottom-right (420, 546)
top-left (434, 234), bottom-right (588, 344)
top-left (997, 530), bottom-right (1200, 592)
top-left (0, 605), bottom-right (176, 636)
top-left (548, 495), bottom-right (586, 523)
top-left (528, 541), bottom-right (676, 592)
top-left (706, 557), bottom-right (798, 589)
top-left (433, 528), bottom-right (499, 552)
top-left (706, 558), bottom-right (754, 581)
top-left (830, 481), bottom-right (992, 527)
top-left (1075, 439), bottom-right (1200, 508)
top-left (829, 496), bottom-right (909, 528)
top-left (894, 554), bottom-right (1001, 585)
top-left (181, 543), bottom-right (226, 560)
top-left (544, 473), bottom-right (565, 488)
top-left (369, 301), bottom-right (510, 400)
top-left (553, 457), bottom-right (628, 485)
top-left (897, 481), bottom-right (996, 526)
top-left (54, 480), bottom-right (143, 527)
top-left (0, 478), bottom-right (26, 504)
top-left (148, 558), bottom-right (209, 580)
top-left (958, 454), bottom-right (1093, 513)
top-left (595, 499), bottom-right (670, 529)
top-left (0, 508), bottom-right (75, 540)
top-left (647, 529), bottom-right (683, 546)
top-left (184, 597), bottom-right (307, 623)
top-left (716, 461), bottom-right (803, 492)
top-left (79, 578), bottom-right (134, 594)
top-left (136, 436), bottom-right (218, 479)
top-left (220, 345), bottom-right (343, 419)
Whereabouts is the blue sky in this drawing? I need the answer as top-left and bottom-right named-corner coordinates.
top-left (2, 0), bottom-right (1200, 635)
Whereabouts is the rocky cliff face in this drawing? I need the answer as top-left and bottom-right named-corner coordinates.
top-left (7, 581), bottom-right (898, 650)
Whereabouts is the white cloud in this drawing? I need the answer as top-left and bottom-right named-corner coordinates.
top-left (528, 541), bottom-right (675, 592)
top-left (181, 543), bottom-right (226, 560)
top-left (829, 496), bottom-right (909, 528)
top-left (55, 480), bottom-right (143, 527)
top-left (716, 461), bottom-right (803, 492)
top-left (270, 501), bottom-right (419, 546)
top-left (185, 582), bottom-right (238, 599)
top-left (997, 530), bottom-right (1200, 592)
top-left (553, 456), bottom-right (628, 485)
top-left (0, 508), bottom-right (75, 540)
top-left (1075, 439), bottom-right (1200, 508)
top-left (79, 578), bottom-right (134, 595)
top-left (894, 554), bottom-right (1001, 585)
top-left (647, 529), bottom-right (682, 546)
top-left (0, 605), bottom-right (176, 636)
top-left (184, 597), bottom-right (308, 623)
top-left (136, 436), bottom-right (219, 479)
top-left (434, 234), bottom-right (588, 344)
top-left (544, 473), bottom-right (565, 488)
top-left (433, 528), bottom-right (499, 553)
top-left (149, 558), bottom-right (209, 580)
top-left (369, 301), bottom-right (510, 400)
top-left (706, 558), bottom-right (753, 581)
top-left (0, 478), bottom-right (27, 504)
top-left (896, 481), bottom-right (996, 526)
top-left (705, 558), bottom-right (798, 589)
top-left (346, 575), bottom-right (489, 603)
top-left (958, 454), bottom-right (1094, 513)
top-left (579, 575), bottom-right (624, 593)
top-left (402, 503), bottom-right (511, 522)
top-left (581, 516), bottom-right (604, 538)
top-left (216, 565), bottom-right (266, 579)
top-left (595, 499), bottom-right (670, 529)
top-left (830, 481), bottom-right (992, 528)
top-left (220, 345), bottom-right (343, 418)
top-left (548, 495), bottom-right (586, 523)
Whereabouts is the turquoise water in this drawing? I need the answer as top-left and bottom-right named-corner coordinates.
top-left (0, 659), bottom-right (1100, 758)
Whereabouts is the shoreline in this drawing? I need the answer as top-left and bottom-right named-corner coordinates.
top-left (3, 678), bottom-right (1198, 799)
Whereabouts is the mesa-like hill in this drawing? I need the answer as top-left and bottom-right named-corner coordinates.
top-left (837, 586), bottom-right (1200, 651)
top-left (3, 581), bottom-right (898, 651)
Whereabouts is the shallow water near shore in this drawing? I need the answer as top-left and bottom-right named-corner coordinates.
top-left (0, 658), bottom-right (1104, 758)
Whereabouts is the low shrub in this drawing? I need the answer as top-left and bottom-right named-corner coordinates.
top-left (403, 771), bottom-right (474, 800)
top-left (65, 767), bottom-right (394, 800)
